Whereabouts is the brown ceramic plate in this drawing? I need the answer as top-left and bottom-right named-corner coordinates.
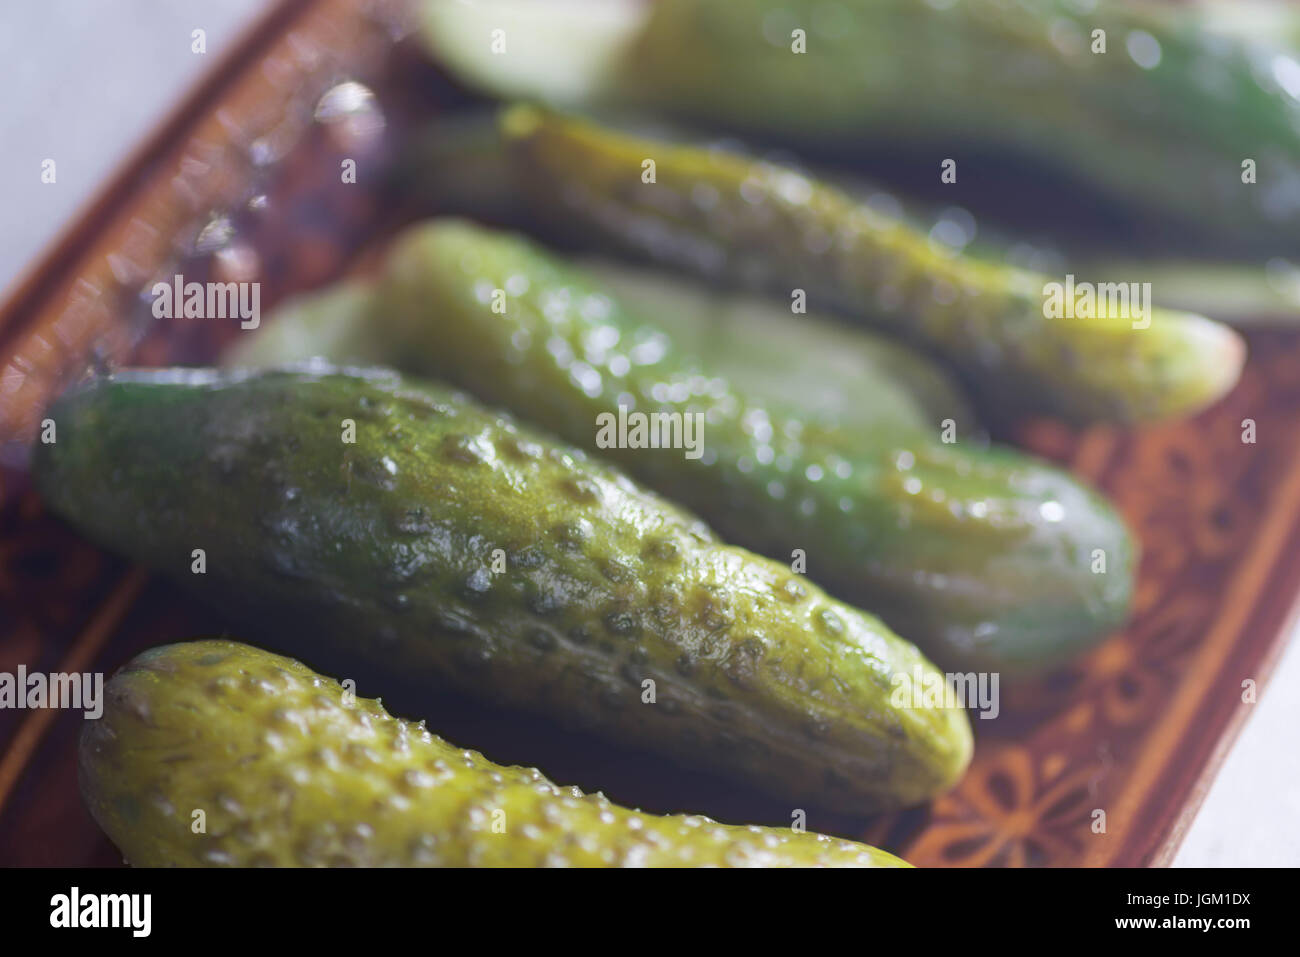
top-left (2, 0), bottom-right (1298, 867)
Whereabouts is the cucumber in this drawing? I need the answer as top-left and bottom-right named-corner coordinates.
top-left (418, 0), bottom-right (1300, 250)
top-left (358, 219), bottom-right (1135, 676)
top-left (82, 640), bottom-right (911, 866)
top-left (229, 261), bottom-right (981, 438)
top-left (402, 107), bottom-right (1296, 328)
top-left (489, 105), bottom-right (1244, 425)
top-left (36, 366), bottom-right (972, 812)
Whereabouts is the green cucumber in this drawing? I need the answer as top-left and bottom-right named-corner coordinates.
top-left (359, 219), bottom-right (1135, 676)
top-left (229, 261), bottom-right (980, 439)
top-left (36, 366), bottom-right (972, 812)
top-left (82, 640), bottom-right (911, 866)
top-left (419, 0), bottom-right (1300, 250)
top-left (489, 105), bottom-right (1243, 425)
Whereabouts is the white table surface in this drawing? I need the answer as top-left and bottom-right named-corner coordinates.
top-left (1, 0), bottom-right (1296, 868)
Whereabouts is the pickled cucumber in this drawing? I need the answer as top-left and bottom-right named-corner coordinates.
top-left (81, 640), bottom-right (911, 866)
top-left (364, 221), bottom-right (1137, 675)
top-left (493, 105), bottom-right (1244, 425)
top-left (36, 366), bottom-right (972, 812)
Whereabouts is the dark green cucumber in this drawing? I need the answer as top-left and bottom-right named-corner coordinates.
top-left (363, 219), bottom-right (1135, 676)
top-left (490, 105), bottom-right (1244, 425)
top-left (621, 0), bottom-right (1300, 247)
top-left (36, 366), bottom-right (971, 813)
top-left (420, 0), bottom-right (1300, 250)
top-left (84, 640), bottom-right (909, 866)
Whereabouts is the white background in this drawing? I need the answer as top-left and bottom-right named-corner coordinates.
top-left (0, 0), bottom-right (1296, 866)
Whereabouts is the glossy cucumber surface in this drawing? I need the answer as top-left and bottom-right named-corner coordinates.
top-left (367, 220), bottom-right (1136, 676)
top-left (493, 106), bottom-right (1244, 425)
top-left (37, 366), bottom-right (972, 812)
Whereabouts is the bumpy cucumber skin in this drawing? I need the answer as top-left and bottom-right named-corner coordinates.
top-left (36, 367), bottom-right (971, 812)
top-left (81, 640), bottom-right (910, 867)
top-left (498, 105), bottom-right (1244, 425)
top-left (373, 220), bottom-right (1135, 676)
top-left (622, 0), bottom-right (1300, 248)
